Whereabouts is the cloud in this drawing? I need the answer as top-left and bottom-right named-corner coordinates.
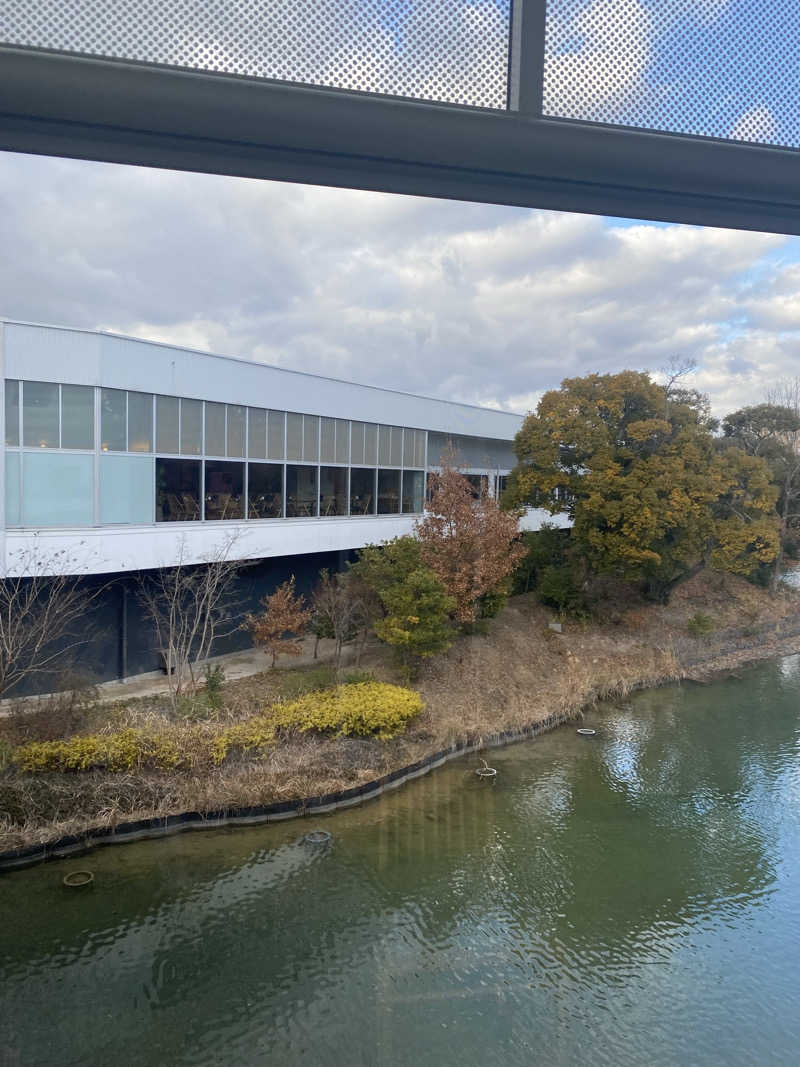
top-left (730, 105), bottom-right (779, 145)
top-left (0, 150), bottom-right (796, 419)
top-left (544, 0), bottom-right (653, 121)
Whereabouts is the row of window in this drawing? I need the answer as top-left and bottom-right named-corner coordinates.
top-left (4, 450), bottom-right (426, 528)
top-left (4, 381), bottom-right (427, 467)
top-left (156, 461), bottom-right (424, 522)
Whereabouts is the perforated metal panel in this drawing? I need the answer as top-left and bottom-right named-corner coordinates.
top-left (543, 0), bottom-right (800, 149)
top-left (0, 0), bottom-right (511, 109)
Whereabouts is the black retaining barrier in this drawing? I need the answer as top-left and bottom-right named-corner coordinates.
top-left (0, 709), bottom-right (579, 873)
top-left (4, 616), bottom-right (800, 874)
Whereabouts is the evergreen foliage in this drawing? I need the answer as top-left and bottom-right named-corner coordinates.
top-left (507, 371), bottom-right (780, 600)
top-left (349, 538), bottom-right (455, 672)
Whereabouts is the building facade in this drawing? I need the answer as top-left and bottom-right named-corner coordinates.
top-left (0, 320), bottom-right (554, 686)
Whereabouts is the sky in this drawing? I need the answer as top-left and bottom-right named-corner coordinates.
top-left (3, 1), bottom-right (799, 417)
top-left (2, 149), bottom-right (800, 419)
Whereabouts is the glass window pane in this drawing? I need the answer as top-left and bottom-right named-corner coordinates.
top-left (465, 474), bottom-right (488, 499)
top-left (180, 398), bottom-right (202, 455)
top-left (379, 425), bottom-right (392, 466)
top-left (286, 413), bottom-right (303, 461)
top-left (286, 465), bottom-right (318, 517)
top-left (99, 388), bottom-right (126, 452)
top-left (128, 392), bottom-right (153, 452)
top-left (303, 415), bottom-right (319, 462)
top-left (23, 381), bottom-right (59, 449)
top-left (349, 468), bottom-right (375, 515)
top-left (378, 469), bottom-right (401, 514)
top-left (350, 422), bottom-right (365, 465)
top-left (5, 452), bottom-right (20, 526)
top-left (156, 395), bottom-right (179, 454)
top-left (320, 417), bottom-right (336, 462)
top-left (364, 423), bottom-right (378, 465)
top-left (5, 380), bottom-right (19, 447)
top-left (415, 429), bottom-right (426, 469)
top-left (390, 426), bottom-right (403, 467)
top-left (268, 410), bottom-right (285, 459)
top-left (248, 462), bottom-right (283, 518)
top-left (226, 405), bottom-right (245, 458)
top-left (204, 460), bottom-right (244, 520)
top-left (60, 384), bottom-right (94, 450)
top-left (248, 408), bottom-right (266, 459)
top-left (22, 452), bottom-right (94, 526)
top-left (403, 428), bottom-right (414, 467)
top-left (100, 454), bottom-right (153, 524)
top-left (335, 419), bottom-right (350, 464)
top-left (320, 466), bottom-right (347, 516)
top-left (402, 470), bottom-right (424, 513)
top-left (155, 458), bottom-right (201, 521)
top-left (205, 401), bottom-right (225, 456)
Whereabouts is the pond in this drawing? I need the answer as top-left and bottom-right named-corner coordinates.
top-left (3, 656), bottom-right (800, 1066)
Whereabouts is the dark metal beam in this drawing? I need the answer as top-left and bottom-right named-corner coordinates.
top-left (1, 46), bottom-right (800, 235)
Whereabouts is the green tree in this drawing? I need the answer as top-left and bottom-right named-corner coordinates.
top-left (723, 400), bottom-right (800, 587)
top-left (507, 371), bottom-right (779, 600)
top-left (349, 538), bottom-right (455, 675)
top-left (512, 523), bottom-right (570, 594)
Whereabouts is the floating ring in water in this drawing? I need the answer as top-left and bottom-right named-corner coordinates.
top-left (576, 728), bottom-right (597, 737)
top-left (304, 830), bottom-right (332, 846)
top-left (476, 759), bottom-right (497, 778)
top-left (63, 870), bottom-right (94, 888)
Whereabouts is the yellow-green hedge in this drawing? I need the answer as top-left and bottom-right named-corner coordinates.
top-left (214, 681), bottom-right (423, 761)
top-left (13, 727), bottom-right (200, 773)
top-left (13, 683), bottom-right (424, 773)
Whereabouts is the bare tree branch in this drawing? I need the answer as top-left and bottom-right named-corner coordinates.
top-left (0, 540), bottom-right (107, 698)
top-left (137, 533), bottom-right (246, 707)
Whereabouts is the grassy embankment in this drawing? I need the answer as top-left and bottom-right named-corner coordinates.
top-left (1, 570), bottom-right (799, 853)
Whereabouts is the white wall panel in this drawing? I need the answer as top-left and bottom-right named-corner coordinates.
top-left (3, 321), bottom-right (523, 440)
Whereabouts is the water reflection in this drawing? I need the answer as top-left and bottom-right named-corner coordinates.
top-left (2, 659), bottom-right (800, 1066)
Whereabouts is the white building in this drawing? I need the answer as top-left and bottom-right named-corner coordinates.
top-left (0, 320), bottom-right (556, 687)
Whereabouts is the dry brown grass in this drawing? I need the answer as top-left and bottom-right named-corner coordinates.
top-left (2, 569), bottom-right (799, 853)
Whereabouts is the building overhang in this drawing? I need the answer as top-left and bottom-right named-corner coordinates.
top-left (1, 44), bottom-right (800, 236)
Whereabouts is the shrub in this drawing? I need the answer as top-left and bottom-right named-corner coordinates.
top-left (512, 524), bottom-right (570, 595)
top-left (687, 611), bottom-right (716, 637)
top-left (536, 564), bottom-right (587, 617)
top-left (477, 585), bottom-right (509, 619)
top-left (217, 682), bottom-right (423, 762)
top-left (278, 681), bottom-right (423, 739)
top-left (14, 727), bottom-right (207, 773)
top-left (351, 539), bottom-right (454, 670)
top-left (14, 684), bottom-right (424, 773)
top-left (203, 664), bottom-right (226, 709)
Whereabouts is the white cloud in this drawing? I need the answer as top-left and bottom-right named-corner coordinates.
top-left (0, 151), bottom-right (796, 419)
top-left (544, 0), bottom-right (653, 119)
top-left (730, 105), bottom-right (779, 144)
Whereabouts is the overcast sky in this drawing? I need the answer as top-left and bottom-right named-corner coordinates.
top-left (2, 148), bottom-right (799, 418)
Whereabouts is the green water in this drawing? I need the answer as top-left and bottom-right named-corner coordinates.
top-left (3, 657), bottom-right (800, 1067)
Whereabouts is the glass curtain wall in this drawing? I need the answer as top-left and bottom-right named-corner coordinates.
top-left (204, 460), bottom-right (244, 520)
top-left (248, 463), bottom-right (283, 518)
top-left (349, 468), bottom-right (376, 515)
top-left (156, 458), bottom-right (201, 521)
top-left (320, 466), bottom-right (348, 516)
top-left (286, 465), bottom-right (319, 517)
top-left (6, 379), bottom-right (430, 527)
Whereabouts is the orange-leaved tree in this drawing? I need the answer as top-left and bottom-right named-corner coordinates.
top-left (415, 460), bottom-right (525, 625)
top-left (245, 576), bottom-right (313, 667)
